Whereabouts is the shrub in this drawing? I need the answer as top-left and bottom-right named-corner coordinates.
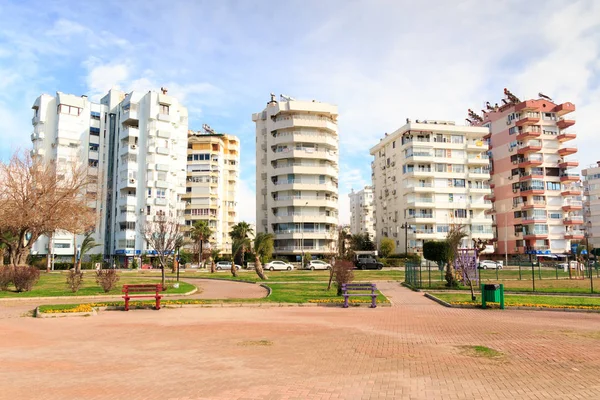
top-left (131, 258), bottom-right (139, 270)
top-left (0, 266), bottom-right (13, 291)
top-left (95, 269), bottom-right (120, 293)
top-left (12, 265), bottom-right (41, 292)
top-left (66, 270), bottom-right (84, 293)
top-left (333, 260), bottom-right (355, 296)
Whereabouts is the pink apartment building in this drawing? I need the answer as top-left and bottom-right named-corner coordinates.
top-left (470, 89), bottom-right (580, 256)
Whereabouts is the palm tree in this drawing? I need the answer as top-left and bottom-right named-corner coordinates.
top-left (231, 238), bottom-right (250, 277)
top-left (190, 220), bottom-right (213, 268)
top-left (229, 221), bottom-right (254, 267)
top-left (209, 248), bottom-right (220, 274)
top-left (252, 232), bottom-right (274, 280)
top-left (76, 233), bottom-right (101, 273)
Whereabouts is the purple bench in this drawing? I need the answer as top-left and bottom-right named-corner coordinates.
top-left (342, 283), bottom-right (377, 308)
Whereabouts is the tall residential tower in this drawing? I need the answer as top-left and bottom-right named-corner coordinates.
top-left (349, 186), bottom-right (376, 239)
top-left (253, 94), bottom-right (339, 259)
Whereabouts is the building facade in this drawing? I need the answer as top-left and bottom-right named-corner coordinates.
top-left (253, 94), bottom-right (339, 259)
top-left (369, 120), bottom-right (494, 254)
top-left (184, 127), bottom-right (240, 254)
top-left (471, 90), bottom-right (579, 256)
top-left (31, 88), bottom-right (188, 265)
top-left (348, 186), bottom-right (376, 239)
top-left (582, 163), bottom-right (600, 248)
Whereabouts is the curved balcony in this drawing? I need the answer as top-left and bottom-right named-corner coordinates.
top-left (271, 116), bottom-right (337, 133)
top-left (516, 115), bottom-right (541, 127)
top-left (557, 132), bottom-right (576, 142)
top-left (273, 231), bottom-right (333, 240)
top-left (518, 157), bottom-right (543, 168)
top-left (561, 187), bottom-right (581, 196)
top-left (560, 174), bottom-right (580, 183)
top-left (271, 149), bottom-right (338, 163)
top-left (272, 214), bottom-right (338, 225)
top-left (558, 147), bottom-right (577, 157)
top-left (272, 133), bottom-right (338, 147)
top-left (557, 119), bottom-right (575, 130)
top-left (517, 143), bottom-right (542, 154)
top-left (271, 181), bottom-right (338, 194)
top-left (553, 102), bottom-right (575, 116)
top-left (562, 200), bottom-right (582, 211)
top-left (558, 160), bottom-right (579, 169)
top-left (523, 233), bottom-right (548, 240)
top-left (271, 164), bottom-right (338, 178)
top-left (272, 197), bottom-right (338, 209)
top-left (563, 216), bottom-right (584, 225)
top-left (521, 188), bottom-right (545, 196)
top-left (466, 156), bottom-right (490, 166)
top-left (519, 173), bottom-right (544, 183)
top-left (564, 230), bottom-right (584, 240)
top-left (516, 130), bottom-right (541, 141)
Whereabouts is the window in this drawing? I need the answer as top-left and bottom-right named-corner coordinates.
top-left (58, 104), bottom-right (82, 116)
top-left (159, 104), bottom-right (170, 115)
top-left (549, 211), bottom-right (562, 219)
top-left (392, 141), bottom-right (395, 149)
top-left (54, 243), bottom-right (71, 249)
top-left (514, 224), bottom-right (523, 234)
top-left (514, 211), bottom-right (522, 218)
top-left (453, 179), bottom-right (466, 188)
top-left (454, 209), bottom-right (468, 218)
top-left (147, 188), bottom-right (152, 198)
top-left (546, 182), bottom-right (561, 190)
top-left (90, 127), bottom-right (100, 135)
top-left (156, 189), bottom-right (166, 199)
top-left (437, 225), bottom-right (449, 233)
top-left (90, 111), bottom-right (101, 119)
top-left (543, 112), bottom-right (556, 121)
top-left (509, 126), bottom-right (518, 135)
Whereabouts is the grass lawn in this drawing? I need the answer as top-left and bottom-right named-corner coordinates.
top-left (429, 292), bottom-right (600, 309)
top-left (416, 277), bottom-right (597, 294)
top-left (37, 282), bottom-right (389, 313)
top-left (155, 269), bottom-right (405, 282)
top-left (0, 272), bottom-right (195, 298)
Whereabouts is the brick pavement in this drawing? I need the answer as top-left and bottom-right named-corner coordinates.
top-left (1, 283), bottom-right (600, 399)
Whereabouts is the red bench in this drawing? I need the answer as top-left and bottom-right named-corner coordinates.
top-left (122, 284), bottom-right (163, 311)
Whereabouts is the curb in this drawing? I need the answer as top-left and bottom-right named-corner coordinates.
top-left (35, 306), bottom-right (97, 318)
top-left (0, 287), bottom-right (198, 302)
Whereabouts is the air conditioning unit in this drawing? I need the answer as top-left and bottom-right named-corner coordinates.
top-left (512, 160), bottom-right (518, 164)
top-left (508, 147), bottom-right (513, 152)
top-left (515, 232), bottom-right (521, 237)
top-left (508, 176), bottom-right (513, 180)
top-left (391, 161), bottom-right (396, 167)
top-left (506, 119), bottom-right (511, 125)
top-left (392, 176), bottom-right (396, 181)
top-left (512, 189), bottom-right (518, 193)
top-left (392, 190), bottom-right (396, 195)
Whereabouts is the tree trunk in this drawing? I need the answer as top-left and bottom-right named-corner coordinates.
top-left (160, 259), bottom-right (166, 289)
top-left (210, 258), bottom-right (215, 273)
top-left (231, 260), bottom-right (238, 277)
top-left (73, 234), bottom-right (79, 273)
top-left (0, 247), bottom-right (4, 267)
top-left (327, 260), bottom-right (335, 290)
top-left (199, 241), bottom-right (203, 268)
top-left (445, 263), bottom-right (455, 287)
top-left (254, 255), bottom-right (268, 280)
top-left (46, 233), bottom-right (52, 272)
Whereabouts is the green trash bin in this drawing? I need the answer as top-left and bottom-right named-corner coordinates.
top-left (481, 283), bottom-right (504, 309)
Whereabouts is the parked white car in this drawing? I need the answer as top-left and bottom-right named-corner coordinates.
top-left (478, 260), bottom-right (503, 270)
top-left (215, 261), bottom-right (242, 271)
top-left (307, 260), bottom-right (331, 270)
top-left (264, 261), bottom-right (294, 271)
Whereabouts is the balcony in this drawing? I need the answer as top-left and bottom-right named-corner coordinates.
top-left (564, 230), bottom-right (585, 240)
top-left (516, 129), bottom-right (541, 141)
top-left (552, 102), bottom-right (575, 116)
top-left (520, 187), bottom-right (545, 196)
top-left (273, 132), bottom-right (338, 148)
top-left (522, 216), bottom-right (547, 225)
top-left (406, 213), bottom-right (434, 223)
top-left (558, 146), bottom-right (577, 157)
top-left (484, 193), bottom-right (495, 201)
top-left (562, 200), bottom-right (583, 211)
top-left (560, 185), bottom-right (580, 196)
top-left (558, 160), bottom-right (578, 169)
top-left (406, 198), bottom-right (435, 207)
top-left (120, 126), bottom-right (139, 140)
top-left (518, 157), bottom-right (543, 168)
top-left (519, 173), bottom-right (544, 182)
top-left (124, 177), bottom-right (137, 188)
top-left (522, 201), bottom-right (546, 209)
top-left (470, 186), bottom-right (491, 194)
top-left (563, 216), bottom-right (584, 225)
top-left (516, 114), bottom-right (541, 127)
top-left (523, 232), bottom-right (549, 240)
top-left (467, 141), bottom-right (489, 151)
top-left (557, 131), bottom-right (576, 142)
top-left (517, 141), bottom-right (542, 154)
top-left (122, 106), bottom-right (138, 124)
top-left (557, 119), bottom-right (575, 130)
top-left (515, 100), bottom-right (540, 112)
top-left (466, 155), bottom-right (490, 166)
top-left (408, 182), bottom-right (435, 193)
top-left (406, 151), bottom-right (434, 162)
top-left (560, 173), bottom-right (580, 182)
top-left (118, 195), bottom-right (137, 207)
top-left (272, 148), bottom-right (338, 163)
top-left (405, 168), bottom-right (434, 178)
top-left (470, 201), bottom-right (493, 210)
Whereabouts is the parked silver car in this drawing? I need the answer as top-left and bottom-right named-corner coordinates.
top-left (215, 261), bottom-right (241, 271)
top-left (307, 260), bottom-right (331, 270)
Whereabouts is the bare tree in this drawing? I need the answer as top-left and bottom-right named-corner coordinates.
top-left (0, 152), bottom-right (97, 266)
top-left (445, 224), bottom-right (467, 287)
top-left (141, 212), bottom-right (185, 288)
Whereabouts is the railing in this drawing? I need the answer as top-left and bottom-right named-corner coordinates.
top-left (566, 230), bottom-right (585, 236)
top-left (274, 195), bottom-right (337, 201)
top-left (408, 197), bottom-right (434, 203)
top-left (564, 216), bottom-right (584, 222)
top-left (406, 151), bottom-right (433, 158)
top-left (275, 212), bottom-right (337, 218)
top-left (405, 182), bottom-right (433, 188)
top-left (467, 154), bottom-right (490, 160)
top-left (519, 140), bottom-right (542, 148)
top-left (274, 246), bottom-right (331, 251)
top-left (408, 213), bottom-right (434, 218)
top-left (274, 229), bottom-right (334, 234)
top-left (406, 168), bottom-right (433, 173)
top-left (564, 200), bottom-right (583, 207)
top-left (273, 180), bottom-right (335, 186)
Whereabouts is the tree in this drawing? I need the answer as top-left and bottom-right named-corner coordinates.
top-left (189, 220), bottom-right (212, 267)
top-left (423, 241), bottom-right (450, 268)
top-left (0, 151), bottom-right (97, 266)
top-left (229, 221), bottom-right (254, 267)
top-left (209, 248), bottom-right (220, 273)
top-left (380, 237), bottom-right (396, 258)
top-left (444, 225), bottom-right (467, 287)
top-left (231, 237), bottom-right (250, 278)
top-left (0, 243), bottom-right (5, 266)
top-left (252, 232), bottom-right (273, 280)
top-left (350, 233), bottom-right (376, 252)
top-left (76, 233), bottom-right (100, 273)
top-left (141, 212), bottom-right (185, 288)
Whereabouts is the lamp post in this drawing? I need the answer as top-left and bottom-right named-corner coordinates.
top-left (585, 230), bottom-right (593, 293)
top-left (400, 223), bottom-right (411, 254)
top-left (301, 201), bottom-right (308, 267)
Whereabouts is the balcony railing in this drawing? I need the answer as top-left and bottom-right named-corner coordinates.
top-left (408, 213), bottom-right (434, 218)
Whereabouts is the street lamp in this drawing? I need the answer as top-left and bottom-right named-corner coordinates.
top-left (301, 201), bottom-right (308, 267)
top-left (400, 223), bottom-right (412, 254)
top-left (585, 226), bottom-right (593, 293)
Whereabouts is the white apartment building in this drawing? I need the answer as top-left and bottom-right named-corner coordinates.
top-left (349, 186), bottom-right (376, 239)
top-left (30, 92), bottom-right (109, 260)
top-left (31, 89), bottom-right (188, 266)
top-left (185, 127), bottom-right (240, 254)
top-left (253, 94), bottom-right (339, 259)
top-left (369, 120), bottom-right (494, 254)
top-left (582, 163), bottom-right (600, 248)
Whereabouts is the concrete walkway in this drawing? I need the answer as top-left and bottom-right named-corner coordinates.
top-left (0, 278), bottom-right (268, 319)
top-left (1, 282), bottom-right (600, 399)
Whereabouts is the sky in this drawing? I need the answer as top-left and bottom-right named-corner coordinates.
top-left (1, 0), bottom-right (599, 224)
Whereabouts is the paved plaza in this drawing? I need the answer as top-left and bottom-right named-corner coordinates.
top-left (1, 282), bottom-right (600, 399)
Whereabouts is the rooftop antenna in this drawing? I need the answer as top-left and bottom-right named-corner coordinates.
top-left (202, 124), bottom-right (216, 135)
top-left (538, 92), bottom-right (553, 102)
top-left (280, 94), bottom-right (296, 101)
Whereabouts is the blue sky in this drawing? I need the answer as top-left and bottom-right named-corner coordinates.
top-left (1, 0), bottom-right (599, 223)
